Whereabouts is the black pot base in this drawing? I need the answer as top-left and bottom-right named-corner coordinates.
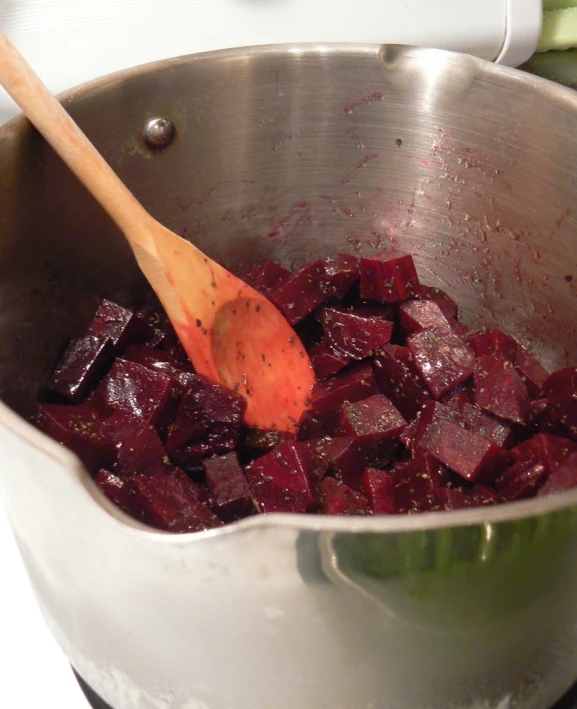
top-left (74, 669), bottom-right (577, 709)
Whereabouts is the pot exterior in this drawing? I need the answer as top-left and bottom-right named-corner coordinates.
top-left (2, 45), bottom-right (577, 708)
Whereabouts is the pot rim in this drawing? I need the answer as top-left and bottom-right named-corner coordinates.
top-left (3, 42), bottom-right (577, 540)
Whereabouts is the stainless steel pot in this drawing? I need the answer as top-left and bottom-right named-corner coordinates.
top-left (1, 44), bottom-right (577, 709)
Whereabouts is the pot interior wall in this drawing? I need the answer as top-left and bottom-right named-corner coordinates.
top-left (1, 45), bottom-right (576, 416)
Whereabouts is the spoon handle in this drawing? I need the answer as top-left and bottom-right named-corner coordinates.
top-left (0, 30), bottom-right (152, 247)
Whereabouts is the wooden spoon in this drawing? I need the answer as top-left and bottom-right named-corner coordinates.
top-left (0, 30), bottom-right (315, 432)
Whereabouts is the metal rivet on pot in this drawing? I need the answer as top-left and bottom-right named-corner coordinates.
top-left (143, 118), bottom-right (176, 149)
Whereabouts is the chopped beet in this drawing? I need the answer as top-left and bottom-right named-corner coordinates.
top-left (166, 376), bottom-right (246, 468)
top-left (395, 451), bottom-right (449, 513)
top-left (95, 469), bottom-right (133, 512)
top-left (123, 344), bottom-right (195, 379)
top-left (418, 414), bottom-right (504, 483)
top-left (91, 359), bottom-right (177, 431)
top-left (460, 403), bottom-right (515, 448)
top-left (474, 355), bottom-right (532, 425)
top-left (244, 440), bottom-right (318, 513)
top-left (107, 415), bottom-right (173, 478)
top-left (268, 254), bottom-right (359, 325)
top-left (243, 260), bottom-right (291, 295)
top-left (296, 409), bottom-right (331, 441)
top-left (506, 433), bottom-right (573, 477)
top-left (359, 251), bottom-right (421, 303)
top-left (310, 436), bottom-right (366, 490)
top-left (514, 345), bottom-right (550, 398)
top-left (467, 330), bottom-right (517, 360)
top-left (417, 285), bottom-right (458, 320)
top-left (124, 469), bottom-right (223, 532)
top-left (308, 341), bottom-right (351, 378)
top-left (33, 403), bottom-right (115, 475)
top-left (336, 394), bottom-right (406, 465)
top-left (397, 299), bottom-right (453, 336)
top-left (544, 368), bottom-right (577, 438)
top-left (86, 299), bottom-right (153, 354)
top-left (361, 468), bottom-right (396, 514)
top-left (203, 453), bottom-right (255, 521)
top-left (48, 335), bottom-right (114, 403)
top-left (494, 460), bottom-right (547, 501)
top-left (373, 345), bottom-right (431, 420)
top-left (441, 384), bottom-right (476, 411)
top-left (320, 476), bottom-right (370, 515)
top-left (309, 361), bottom-right (378, 432)
top-left (240, 428), bottom-right (295, 460)
top-left (538, 453), bottom-right (577, 496)
top-left (408, 327), bottom-right (476, 399)
top-left (317, 306), bottom-right (393, 360)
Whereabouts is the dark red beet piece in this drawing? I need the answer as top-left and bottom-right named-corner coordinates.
top-left (417, 285), bottom-right (458, 320)
top-left (467, 330), bottom-right (517, 360)
top-left (243, 260), bottom-right (291, 295)
top-left (308, 341), bottom-right (351, 379)
top-left (203, 453), bottom-right (255, 521)
top-left (244, 440), bottom-right (318, 513)
top-left (95, 469), bottom-right (133, 512)
top-left (441, 384), bottom-right (476, 411)
top-left (296, 409), bottom-right (331, 441)
top-left (48, 336), bottom-right (114, 403)
top-left (310, 436), bottom-right (366, 490)
top-left (86, 299), bottom-right (153, 354)
top-left (309, 361), bottom-right (378, 432)
top-left (495, 460), bottom-right (547, 501)
top-left (320, 476), bottom-right (370, 515)
top-left (506, 433), bottom-right (575, 477)
top-left (373, 345), bottom-right (431, 421)
top-left (268, 254), bottom-right (359, 325)
top-left (361, 468), bottom-right (396, 514)
top-left (166, 376), bottom-right (247, 468)
top-left (514, 345), bottom-right (550, 398)
top-left (538, 453), bottom-right (577, 496)
top-left (397, 299), bottom-right (453, 336)
top-left (124, 468), bottom-right (223, 532)
top-left (460, 403), bottom-right (515, 448)
top-left (336, 394), bottom-right (406, 466)
top-left (544, 368), bottom-right (577, 439)
top-left (395, 451), bottom-right (449, 513)
top-left (33, 404), bottom-right (115, 475)
top-left (408, 327), bottom-right (475, 399)
top-left (474, 355), bottom-right (532, 425)
top-left (359, 251), bottom-right (421, 303)
top-left (92, 359), bottom-right (177, 431)
top-left (105, 414), bottom-right (173, 478)
top-left (240, 428), bottom-right (295, 460)
top-left (317, 306), bottom-right (393, 360)
top-left (418, 414), bottom-right (504, 483)
top-left (123, 344), bottom-right (196, 379)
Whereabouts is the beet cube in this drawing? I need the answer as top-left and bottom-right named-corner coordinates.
top-left (495, 460), bottom-right (547, 501)
top-left (373, 345), bottom-right (431, 420)
top-left (33, 403), bottom-right (115, 475)
top-left (296, 409), bottom-right (331, 441)
top-left (243, 260), bottom-right (291, 295)
top-left (359, 251), bottom-right (421, 303)
top-left (123, 344), bottom-right (195, 381)
top-left (309, 361), bottom-right (378, 432)
top-left (166, 376), bottom-right (247, 468)
top-left (203, 453), bottom-right (255, 521)
top-left (320, 476), bottom-right (370, 515)
top-left (441, 384), bottom-right (476, 411)
top-left (336, 394), bottom-right (406, 466)
top-left (506, 433), bottom-right (573, 477)
top-left (467, 331), bottom-right (517, 360)
top-left (418, 414), bottom-right (504, 483)
top-left (514, 345), bottom-right (550, 398)
top-left (308, 341), bottom-right (351, 379)
top-left (361, 468), bottom-right (396, 514)
top-left (95, 469), bottom-right (133, 512)
top-left (460, 403), bottom-right (514, 448)
top-left (417, 285), bottom-right (458, 320)
top-left (538, 453), bottom-right (577, 497)
top-left (317, 306), bottom-right (393, 360)
top-left (240, 428), bottom-right (295, 460)
top-left (397, 300), bottom-right (453, 336)
top-left (48, 335), bottom-right (114, 403)
top-left (408, 327), bottom-right (476, 399)
top-left (474, 355), bottom-right (532, 425)
top-left (106, 415), bottom-right (173, 478)
top-left (244, 440), bottom-right (318, 513)
top-left (395, 451), bottom-right (449, 513)
top-left (86, 299), bottom-right (153, 354)
top-left (544, 368), bottom-right (577, 439)
top-left (310, 436), bottom-right (366, 490)
top-left (124, 469), bottom-right (223, 532)
top-left (268, 254), bottom-right (359, 325)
